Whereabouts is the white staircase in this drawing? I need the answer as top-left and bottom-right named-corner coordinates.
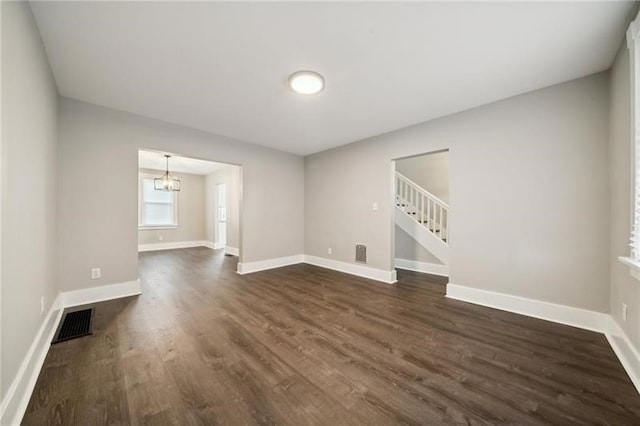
top-left (395, 172), bottom-right (449, 264)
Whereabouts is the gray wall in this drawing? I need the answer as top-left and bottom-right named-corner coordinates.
top-left (609, 44), bottom-right (640, 350)
top-left (58, 98), bottom-right (304, 292)
top-left (1, 2), bottom-right (59, 397)
top-left (396, 151), bottom-right (450, 203)
top-left (306, 73), bottom-right (610, 312)
top-left (206, 165), bottom-right (241, 250)
top-left (138, 169), bottom-right (207, 245)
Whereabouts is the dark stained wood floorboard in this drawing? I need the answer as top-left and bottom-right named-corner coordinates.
top-left (22, 247), bottom-right (640, 425)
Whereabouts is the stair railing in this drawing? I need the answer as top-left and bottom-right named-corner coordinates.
top-left (395, 171), bottom-right (449, 244)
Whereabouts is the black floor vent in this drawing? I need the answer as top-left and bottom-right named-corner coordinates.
top-left (52, 308), bottom-right (94, 344)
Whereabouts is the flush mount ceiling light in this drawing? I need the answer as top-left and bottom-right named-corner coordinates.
top-left (288, 70), bottom-right (325, 95)
top-left (154, 154), bottom-right (181, 191)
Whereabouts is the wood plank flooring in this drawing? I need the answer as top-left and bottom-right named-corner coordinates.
top-left (23, 248), bottom-right (640, 425)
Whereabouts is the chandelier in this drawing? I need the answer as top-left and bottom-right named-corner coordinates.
top-left (154, 155), bottom-right (181, 191)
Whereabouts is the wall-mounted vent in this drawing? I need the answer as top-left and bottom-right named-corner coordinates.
top-left (356, 244), bottom-right (367, 263)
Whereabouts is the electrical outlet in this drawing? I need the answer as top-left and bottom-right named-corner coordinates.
top-left (327, 248), bottom-right (332, 255)
top-left (372, 202), bottom-right (378, 211)
top-left (91, 267), bottom-right (101, 280)
top-left (40, 296), bottom-right (44, 314)
top-left (623, 303), bottom-right (628, 322)
top-left (159, 235), bottom-right (164, 241)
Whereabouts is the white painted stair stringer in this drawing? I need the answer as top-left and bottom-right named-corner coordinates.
top-left (395, 205), bottom-right (449, 264)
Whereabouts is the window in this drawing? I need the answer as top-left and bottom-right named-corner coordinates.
top-left (621, 14), bottom-right (640, 278)
top-left (139, 175), bottom-right (178, 228)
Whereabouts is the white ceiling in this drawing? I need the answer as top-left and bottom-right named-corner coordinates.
top-left (31, 1), bottom-right (635, 156)
top-left (138, 150), bottom-right (227, 175)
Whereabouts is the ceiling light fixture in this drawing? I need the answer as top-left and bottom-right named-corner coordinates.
top-left (288, 70), bottom-right (325, 95)
top-left (154, 155), bottom-right (181, 191)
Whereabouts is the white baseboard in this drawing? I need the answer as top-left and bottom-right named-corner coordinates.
top-left (1, 279), bottom-right (143, 425)
top-left (605, 317), bottom-right (640, 394)
top-left (61, 279), bottom-right (142, 308)
top-left (202, 241), bottom-right (229, 251)
top-left (201, 240), bottom-right (217, 249)
top-left (0, 294), bottom-right (63, 426)
top-left (304, 255), bottom-right (397, 284)
top-left (446, 283), bottom-right (640, 395)
top-left (138, 240), bottom-right (211, 252)
top-left (236, 254), bottom-right (397, 284)
top-left (237, 255), bottom-right (304, 274)
top-left (446, 283), bottom-right (608, 333)
top-left (225, 246), bottom-right (239, 256)
top-left (395, 258), bottom-right (448, 277)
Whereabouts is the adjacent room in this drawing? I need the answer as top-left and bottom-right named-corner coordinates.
top-left (137, 149), bottom-right (241, 256)
top-left (4, 1), bottom-right (640, 424)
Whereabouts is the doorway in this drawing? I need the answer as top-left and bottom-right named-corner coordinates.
top-left (136, 149), bottom-right (242, 258)
top-left (392, 150), bottom-right (450, 277)
top-left (216, 183), bottom-right (227, 247)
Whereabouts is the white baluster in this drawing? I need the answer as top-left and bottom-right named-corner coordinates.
top-left (433, 202), bottom-right (438, 234)
top-left (395, 177), bottom-right (399, 202)
top-left (395, 172), bottom-right (449, 243)
top-left (411, 187), bottom-right (415, 216)
top-left (444, 210), bottom-right (448, 243)
top-left (439, 204), bottom-right (442, 236)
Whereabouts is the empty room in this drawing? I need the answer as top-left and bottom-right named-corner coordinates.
top-left (3, 1), bottom-right (640, 424)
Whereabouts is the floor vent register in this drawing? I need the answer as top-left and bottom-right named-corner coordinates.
top-left (52, 308), bottom-right (94, 344)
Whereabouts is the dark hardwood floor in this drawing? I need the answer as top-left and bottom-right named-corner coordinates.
top-left (23, 248), bottom-right (640, 425)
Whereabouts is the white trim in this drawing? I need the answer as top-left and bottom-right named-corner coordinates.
top-left (395, 258), bottom-right (449, 277)
top-left (618, 256), bottom-right (640, 271)
top-left (200, 241), bottom-right (226, 250)
top-left (0, 295), bottom-right (63, 426)
top-left (627, 18), bottom-right (640, 48)
top-left (304, 255), bottom-right (397, 284)
top-left (138, 240), bottom-right (211, 252)
top-left (605, 317), bottom-right (640, 394)
top-left (619, 256), bottom-right (640, 281)
top-left (225, 246), bottom-right (239, 256)
top-left (445, 283), bottom-right (640, 395)
top-left (61, 279), bottom-right (142, 308)
top-left (237, 255), bottom-right (304, 274)
top-left (446, 283), bottom-right (608, 333)
top-left (235, 253), bottom-right (397, 284)
top-left (138, 225), bottom-right (178, 230)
